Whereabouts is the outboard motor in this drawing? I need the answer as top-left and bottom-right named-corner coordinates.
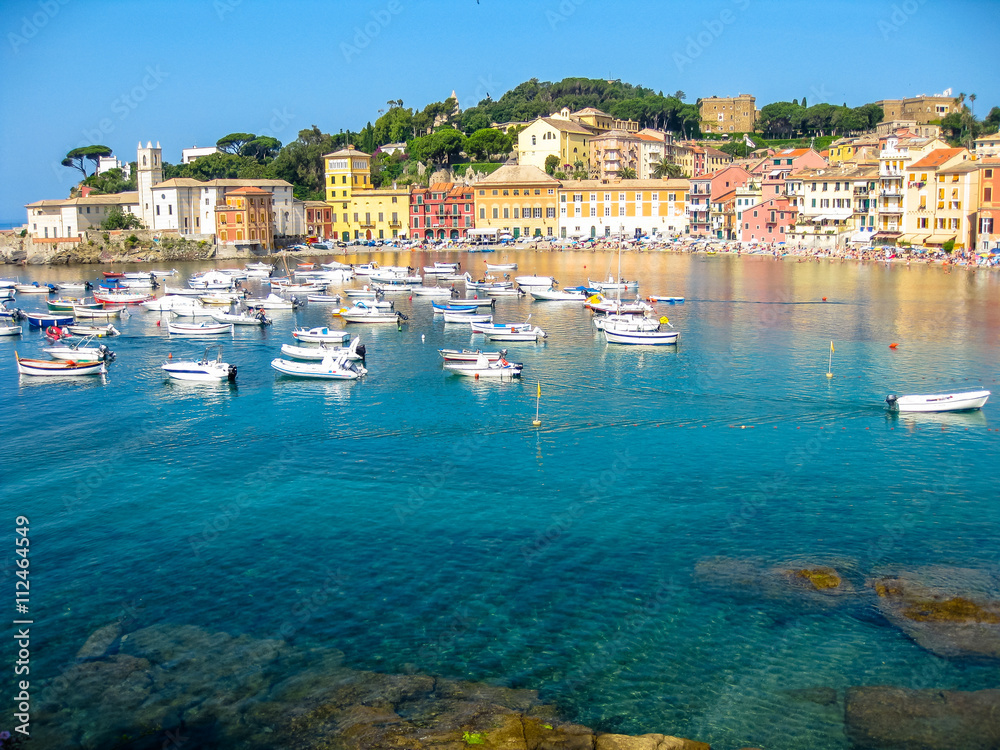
top-left (227, 364), bottom-right (237, 383)
top-left (356, 343), bottom-right (367, 359)
top-left (885, 394), bottom-right (898, 409)
top-left (85, 281), bottom-right (93, 290)
top-left (99, 345), bottom-right (116, 363)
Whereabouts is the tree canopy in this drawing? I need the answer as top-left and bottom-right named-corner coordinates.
top-left (100, 205), bottom-right (144, 230)
top-left (62, 145), bottom-right (113, 178)
top-left (216, 133), bottom-right (256, 154)
top-left (757, 101), bottom-right (883, 138)
top-left (464, 128), bottom-right (512, 161)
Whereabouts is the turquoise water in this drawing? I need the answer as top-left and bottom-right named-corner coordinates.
top-left (4, 251), bottom-right (1000, 748)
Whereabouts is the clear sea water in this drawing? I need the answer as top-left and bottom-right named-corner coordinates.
top-left (3, 250), bottom-right (999, 749)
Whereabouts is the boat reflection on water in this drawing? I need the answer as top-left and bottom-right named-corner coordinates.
top-left (17, 372), bottom-right (108, 388)
top-left (887, 408), bottom-right (988, 430)
top-left (271, 376), bottom-right (360, 406)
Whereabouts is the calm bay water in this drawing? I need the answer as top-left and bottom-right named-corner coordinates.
top-left (4, 250), bottom-right (999, 748)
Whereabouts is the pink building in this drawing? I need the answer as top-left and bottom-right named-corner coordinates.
top-left (740, 197), bottom-right (797, 243)
top-left (592, 130), bottom-right (640, 180)
top-left (689, 165), bottom-right (752, 237)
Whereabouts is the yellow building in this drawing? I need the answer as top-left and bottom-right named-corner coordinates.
top-left (323, 145), bottom-right (408, 240)
top-left (473, 165), bottom-right (561, 238)
top-left (827, 135), bottom-right (879, 166)
top-left (516, 117), bottom-right (595, 173)
top-left (556, 178), bottom-right (690, 238)
top-left (902, 148), bottom-right (979, 248)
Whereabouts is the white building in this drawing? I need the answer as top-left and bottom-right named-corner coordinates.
top-left (636, 129), bottom-right (673, 180)
top-left (25, 192), bottom-right (140, 239)
top-left (182, 146), bottom-right (220, 164)
top-left (974, 133), bottom-right (1000, 159)
top-left (97, 155), bottom-right (131, 179)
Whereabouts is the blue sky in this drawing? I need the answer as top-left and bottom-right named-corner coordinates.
top-left (2, 0), bottom-right (997, 222)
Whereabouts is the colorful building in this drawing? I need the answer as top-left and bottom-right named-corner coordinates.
top-left (410, 182), bottom-right (475, 240)
top-left (305, 201), bottom-right (333, 240)
top-left (739, 197), bottom-right (797, 243)
top-left (688, 165), bottom-right (752, 237)
top-left (975, 159), bottom-right (1000, 252)
top-left (556, 178), bottom-right (689, 239)
top-left (323, 145), bottom-right (409, 240)
top-left (516, 116), bottom-right (594, 174)
top-left (591, 130), bottom-right (640, 180)
top-left (473, 165), bottom-right (560, 238)
top-left (215, 186), bottom-right (274, 250)
top-left (902, 148), bottom-right (979, 249)
top-left (873, 133), bottom-right (950, 244)
top-left (785, 164), bottom-right (879, 248)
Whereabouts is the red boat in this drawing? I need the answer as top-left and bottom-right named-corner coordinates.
top-left (102, 271), bottom-right (125, 279)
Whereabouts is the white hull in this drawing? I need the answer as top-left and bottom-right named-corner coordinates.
top-left (270, 357), bottom-right (366, 379)
top-left (485, 263), bottom-right (518, 271)
top-left (887, 390), bottom-right (990, 413)
top-left (162, 363), bottom-right (235, 381)
top-left (291, 327), bottom-right (351, 343)
top-left (210, 312), bottom-right (270, 326)
top-left (0, 325), bottom-right (22, 336)
top-left (73, 307), bottom-right (123, 319)
top-left (16, 355), bottom-right (105, 376)
top-left (603, 327), bottom-right (679, 345)
top-left (43, 346), bottom-right (110, 362)
top-left (169, 305), bottom-right (216, 318)
top-left (443, 312), bottom-right (493, 323)
top-left (67, 324), bottom-right (118, 337)
top-left (167, 322), bottom-right (234, 336)
top-left (514, 276), bottom-right (555, 288)
top-left (485, 326), bottom-right (546, 342)
top-left (445, 363), bottom-right (522, 378)
top-left (530, 290), bottom-right (587, 301)
top-left (438, 349), bottom-right (506, 363)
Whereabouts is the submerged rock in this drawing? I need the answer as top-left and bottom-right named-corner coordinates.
top-left (845, 686), bottom-right (1000, 750)
top-left (75, 622), bottom-right (122, 660)
top-left (694, 556), bottom-right (856, 604)
top-left (36, 622), bottom-right (713, 750)
top-left (871, 575), bottom-right (1000, 660)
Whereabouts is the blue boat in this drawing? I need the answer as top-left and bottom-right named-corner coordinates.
top-left (431, 301), bottom-right (481, 312)
top-left (26, 312), bottom-right (74, 328)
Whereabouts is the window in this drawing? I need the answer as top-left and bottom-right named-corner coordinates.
top-left (545, 207), bottom-right (555, 218)
top-left (619, 207), bottom-right (626, 216)
top-left (590, 193), bottom-right (597, 201)
top-left (604, 207), bottom-right (611, 217)
top-left (503, 208), bottom-right (509, 219)
top-left (619, 193), bottom-right (626, 201)
top-left (985, 187), bottom-right (993, 202)
top-left (513, 208), bottom-right (519, 219)
top-left (492, 190), bottom-right (498, 196)
top-left (547, 189), bottom-right (554, 195)
top-left (156, 205), bottom-right (160, 215)
top-left (514, 189), bottom-right (520, 196)
top-left (531, 135), bottom-right (536, 145)
top-left (986, 169), bottom-right (994, 178)
top-left (590, 207), bottom-right (596, 216)
top-left (479, 208), bottom-right (485, 219)
top-left (492, 208), bottom-right (498, 219)
top-left (503, 189), bottom-right (509, 196)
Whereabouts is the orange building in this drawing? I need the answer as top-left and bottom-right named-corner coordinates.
top-left (305, 200), bottom-right (333, 240)
top-left (215, 186), bottom-right (274, 249)
top-left (976, 159), bottom-right (1000, 252)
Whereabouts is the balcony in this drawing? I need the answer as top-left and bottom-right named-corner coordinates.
top-left (389, 220), bottom-right (402, 228)
top-left (359, 221), bottom-right (375, 228)
top-left (879, 206), bottom-right (903, 214)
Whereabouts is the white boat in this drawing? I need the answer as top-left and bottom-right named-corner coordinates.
top-left (271, 282), bottom-right (324, 293)
top-left (589, 276), bottom-right (639, 293)
top-left (200, 292), bottom-right (244, 305)
top-left (14, 283), bottom-right (53, 294)
top-left (291, 326), bottom-right (351, 344)
top-left (586, 294), bottom-right (652, 315)
top-left (117, 277), bottom-right (153, 288)
top-left (73, 306), bottom-right (123, 319)
top-left (167, 321), bottom-right (234, 336)
top-left (306, 294), bottom-right (341, 303)
top-left (370, 270), bottom-right (422, 285)
top-left (530, 287), bottom-right (590, 301)
top-left (885, 390), bottom-right (990, 413)
top-left (411, 287), bottom-right (455, 297)
top-left (271, 351), bottom-right (367, 380)
top-left (444, 353), bottom-right (522, 378)
top-left (484, 325), bottom-right (547, 342)
top-left (484, 287), bottom-right (525, 297)
top-left (514, 275), bottom-right (555, 289)
top-left (443, 312), bottom-right (493, 324)
top-left (280, 337), bottom-right (366, 361)
top-left (295, 269), bottom-right (353, 282)
top-left (344, 288), bottom-right (380, 299)
top-left (92, 289), bottom-right (152, 304)
top-left (593, 314), bottom-right (659, 331)
top-left (162, 346), bottom-right (237, 382)
top-left (43, 336), bottom-right (115, 362)
top-left (471, 320), bottom-right (533, 335)
top-left (244, 293), bottom-right (298, 310)
top-left (341, 303), bottom-right (403, 324)
top-left (320, 261), bottom-right (351, 271)
top-left (15, 352), bottom-right (105, 377)
top-left (352, 262), bottom-right (380, 276)
top-left (603, 318), bottom-right (679, 345)
top-left (67, 324), bottom-right (119, 337)
top-left (210, 310), bottom-right (272, 326)
top-left (142, 295), bottom-right (194, 311)
top-left (0, 325), bottom-right (22, 337)
top-left (55, 282), bottom-right (90, 292)
top-left (438, 348), bottom-right (507, 363)
top-left (150, 269), bottom-right (177, 278)
top-left (485, 262), bottom-right (518, 271)
top-left (122, 271), bottom-right (152, 280)
top-left (162, 285), bottom-right (209, 297)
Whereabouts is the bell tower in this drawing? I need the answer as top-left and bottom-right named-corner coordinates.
top-left (137, 140), bottom-right (163, 229)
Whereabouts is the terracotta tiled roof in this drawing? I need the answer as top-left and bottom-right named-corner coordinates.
top-left (538, 117), bottom-right (597, 135)
top-left (908, 148), bottom-right (966, 169)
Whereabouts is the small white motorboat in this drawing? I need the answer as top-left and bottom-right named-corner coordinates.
top-left (344, 288), bottom-right (380, 299)
top-left (55, 282), bottom-right (91, 292)
top-left (14, 283), bottom-right (54, 294)
top-left (444, 353), bottom-right (522, 379)
top-left (67, 324), bottom-right (119, 337)
top-left (514, 275), bottom-right (555, 289)
top-left (167, 321), bottom-right (234, 336)
top-left (485, 262), bottom-right (518, 271)
top-left (341, 303), bottom-right (404, 324)
top-left (411, 287), bottom-right (455, 297)
top-left (271, 351), bottom-right (367, 380)
top-left (92, 289), bottom-right (153, 304)
top-left (0, 325), bottom-right (22, 337)
top-left (142, 295), bottom-right (191, 311)
top-left (603, 318), bottom-right (679, 345)
top-left (471, 319), bottom-right (532, 335)
top-left (885, 390), bottom-right (990, 413)
top-left (43, 336), bottom-right (115, 362)
top-left (162, 346), bottom-right (237, 382)
top-left (484, 325), bottom-right (547, 342)
top-left (443, 312), bottom-right (493, 324)
top-left (150, 269), bottom-right (178, 278)
top-left (244, 293), bottom-right (298, 310)
top-left (280, 337), bottom-right (366, 361)
top-left (15, 352), bottom-right (105, 377)
top-left (438, 348), bottom-right (507, 363)
top-left (73, 306), bottom-right (123, 319)
top-left (589, 276), bottom-right (639, 293)
top-left (162, 285), bottom-right (210, 297)
top-left (530, 287), bottom-right (590, 302)
top-left (291, 327), bottom-right (351, 344)
top-left (484, 287), bottom-right (525, 297)
top-left (210, 310), bottom-right (272, 326)
top-left (586, 295), bottom-right (653, 315)
top-left (593, 314), bottom-right (660, 331)
top-left (306, 294), bottom-right (341, 304)
top-left (320, 261), bottom-right (351, 271)
top-left (200, 292), bottom-right (244, 305)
